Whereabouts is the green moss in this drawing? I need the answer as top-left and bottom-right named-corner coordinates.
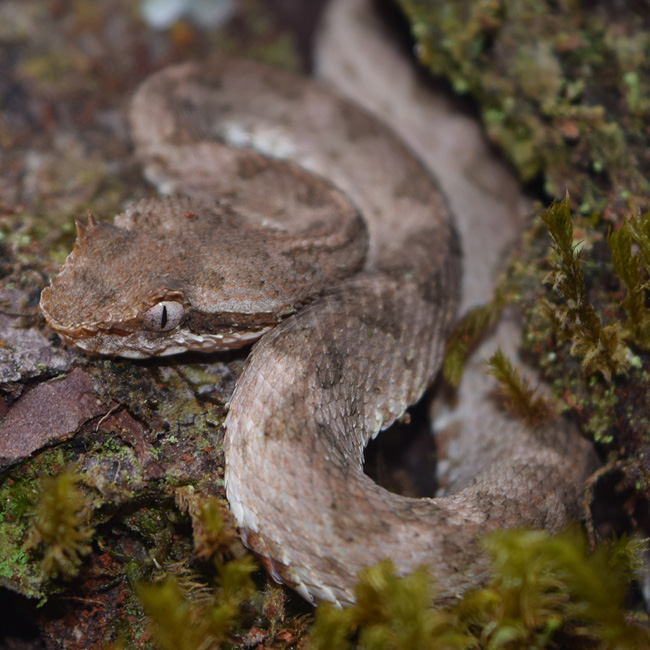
top-left (486, 348), bottom-right (553, 426)
top-left (443, 291), bottom-right (506, 386)
top-left (463, 529), bottom-right (648, 649)
top-left (607, 215), bottom-right (650, 349)
top-left (309, 529), bottom-right (649, 650)
top-left (137, 555), bottom-right (257, 650)
top-left (399, 0), bottom-right (650, 213)
top-left (175, 488), bottom-right (245, 561)
top-left (626, 211), bottom-right (650, 263)
top-left (310, 560), bottom-right (472, 650)
top-left (509, 198), bottom-right (650, 485)
top-left (539, 196), bottom-right (628, 381)
top-left (25, 469), bottom-right (95, 580)
top-left (0, 448), bottom-right (77, 598)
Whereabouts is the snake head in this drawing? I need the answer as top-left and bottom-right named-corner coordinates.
top-left (39, 197), bottom-right (289, 357)
top-left (40, 131), bottom-right (369, 359)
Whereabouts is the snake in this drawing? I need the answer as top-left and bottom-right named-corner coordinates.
top-left (39, 57), bottom-right (595, 606)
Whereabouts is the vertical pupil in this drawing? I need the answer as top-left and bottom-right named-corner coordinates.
top-left (161, 305), bottom-right (168, 329)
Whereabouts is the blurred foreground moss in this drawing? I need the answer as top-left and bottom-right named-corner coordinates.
top-left (309, 528), bottom-right (648, 650)
top-left (138, 555), bottom-right (257, 650)
top-left (25, 470), bottom-right (96, 580)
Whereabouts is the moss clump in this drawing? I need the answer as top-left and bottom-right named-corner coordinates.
top-left (514, 199), bottom-right (650, 483)
top-left (443, 290), bottom-right (506, 386)
top-left (399, 0), bottom-right (650, 214)
top-left (174, 487), bottom-right (246, 561)
top-left (137, 555), bottom-right (257, 650)
top-left (486, 348), bottom-right (553, 426)
top-left (540, 196), bottom-right (628, 381)
top-left (608, 212), bottom-right (650, 349)
top-left (309, 529), bottom-right (648, 650)
top-left (310, 560), bottom-right (472, 650)
top-left (464, 529), bottom-right (647, 649)
top-left (25, 469), bottom-right (95, 580)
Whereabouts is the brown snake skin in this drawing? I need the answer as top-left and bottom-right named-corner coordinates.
top-left (40, 58), bottom-right (596, 606)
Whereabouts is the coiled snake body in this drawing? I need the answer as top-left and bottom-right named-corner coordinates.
top-left (40, 58), bottom-right (594, 606)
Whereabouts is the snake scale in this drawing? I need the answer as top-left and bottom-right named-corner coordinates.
top-left (40, 57), bottom-right (595, 606)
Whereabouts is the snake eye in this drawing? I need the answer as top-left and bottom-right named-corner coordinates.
top-left (143, 301), bottom-right (184, 332)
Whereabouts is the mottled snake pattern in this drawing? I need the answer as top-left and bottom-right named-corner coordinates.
top-left (40, 58), bottom-right (595, 606)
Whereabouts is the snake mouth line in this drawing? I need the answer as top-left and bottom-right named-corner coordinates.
top-left (56, 323), bottom-right (273, 358)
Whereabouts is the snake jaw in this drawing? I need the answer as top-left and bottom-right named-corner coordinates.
top-left (55, 325), bottom-right (272, 358)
